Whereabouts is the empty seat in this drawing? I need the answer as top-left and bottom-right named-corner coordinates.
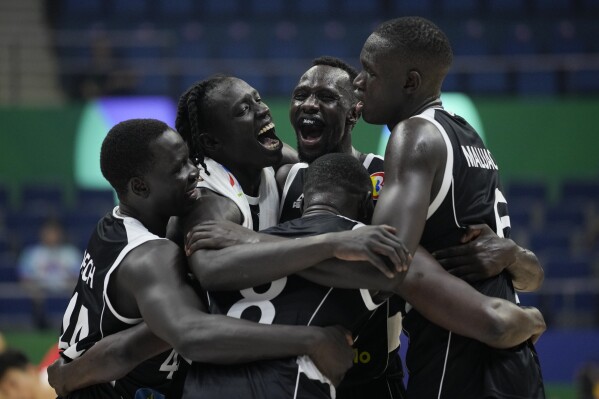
top-left (545, 256), bottom-right (591, 278)
top-left (20, 185), bottom-right (65, 214)
top-left (75, 188), bottom-right (116, 213)
top-left (467, 72), bottom-right (508, 94)
top-left (516, 72), bottom-right (557, 96)
top-left (529, 230), bottom-right (572, 252)
top-left (560, 180), bottom-right (599, 204)
top-left (506, 181), bottom-right (548, 202)
top-left (543, 205), bottom-right (588, 230)
top-left (392, 0), bottom-right (434, 17)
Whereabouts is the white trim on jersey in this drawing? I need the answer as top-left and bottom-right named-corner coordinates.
top-left (279, 162), bottom-right (308, 219)
top-left (437, 331), bottom-right (453, 399)
top-left (102, 208), bottom-right (164, 327)
top-left (362, 152), bottom-right (383, 170)
top-left (409, 109), bottom-right (454, 220)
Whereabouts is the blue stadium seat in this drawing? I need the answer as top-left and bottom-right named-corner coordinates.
top-left (440, 0), bottom-right (481, 16)
top-left (0, 254), bottom-right (18, 283)
top-left (518, 292), bottom-right (540, 307)
top-left (250, 0), bottom-right (285, 16)
top-left (442, 73), bottom-right (461, 92)
top-left (544, 204), bottom-right (588, 230)
top-left (545, 256), bottom-right (591, 278)
top-left (339, 0), bottom-right (381, 16)
top-left (294, 0), bottom-right (331, 16)
top-left (467, 72), bottom-right (508, 94)
top-left (516, 72), bottom-right (557, 96)
top-left (529, 230), bottom-right (572, 252)
top-left (533, 0), bottom-right (573, 15)
top-left (20, 185), bottom-right (65, 214)
top-left (560, 180), bottom-right (599, 205)
top-left (75, 188), bottom-right (116, 214)
top-left (392, 0), bottom-right (434, 17)
top-left (0, 298), bottom-right (32, 316)
top-left (487, 0), bottom-right (529, 15)
top-left (566, 70), bottom-right (599, 94)
top-left (46, 296), bottom-right (72, 315)
top-left (506, 181), bottom-right (548, 202)
top-left (203, 0), bottom-right (240, 16)
top-left (155, 0), bottom-right (195, 16)
top-left (111, 0), bottom-right (147, 17)
top-left (63, 0), bottom-right (103, 15)
top-left (508, 206), bottom-right (534, 230)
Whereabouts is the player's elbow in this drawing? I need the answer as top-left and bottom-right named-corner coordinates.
top-left (481, 299), bottom-right (521, 349)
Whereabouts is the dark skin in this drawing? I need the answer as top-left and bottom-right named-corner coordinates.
top-left (278, 61), bottom-right (543, 290)
top-left (353, 33), bottom-right (544, 290)
top-left (182, 188), bottom-right (545, 350)
top-left (48, 129), bottom-right (354, 397)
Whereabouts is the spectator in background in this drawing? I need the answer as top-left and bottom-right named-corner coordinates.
top-left (17, 219), bottom-right (81, 329)
top-left (577, 362), bottom-right (599, 399)
top-left (0, 349), bottom-right (55, 399)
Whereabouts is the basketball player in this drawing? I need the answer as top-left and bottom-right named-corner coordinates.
top-left (276, 55), bottom-right (543, 399)
top-left (181, 153), bottom-right (544, 398)
top-left (56, 119), bottom-right (362, 398)
top-left (353, 17), bottom-right (545, 398)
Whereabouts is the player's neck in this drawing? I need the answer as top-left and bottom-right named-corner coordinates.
top-left (116, 203), bottom-right (167, 237)
top-left (302, 204), bottom-right (341, 218)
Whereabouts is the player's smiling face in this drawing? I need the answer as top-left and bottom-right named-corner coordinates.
top-left (290, 65), bottom-right (356, 163)
top-left (205, 77), bottom-right (283, 169)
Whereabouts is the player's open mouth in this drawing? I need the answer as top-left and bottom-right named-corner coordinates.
top-left (257, 122), bottom-right (282, 151)
top-left (298, 117), bottom-right (325, 146)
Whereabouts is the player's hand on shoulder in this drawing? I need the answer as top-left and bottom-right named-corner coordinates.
top-left (307, 325), bottom-right (354, 387)
top-left (184, 221), bottom-right (258, 255)
top-left (330, 225), bottom-right (412, 277)
top-left (432, 224), bottom-right (515, 283)
top-left (47, 357), bottom-right (68, 397)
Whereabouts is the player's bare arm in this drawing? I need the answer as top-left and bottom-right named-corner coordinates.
top-left (298, 246), bottom-right (546, 349)
top-left (433, 224), bottom-right (544, 291)
top-left (49, 240), bottom-right (354, 396)
top-left (166, 188), bottom-right (243, 245)
top-left (189, 224), bottom-right (408, 291)
top-left (48, 322), bottom-right (170, 397)
top-left (373, 117), bottom-right (447, 255)
top-left (117, 240), bottom-right (354, 377)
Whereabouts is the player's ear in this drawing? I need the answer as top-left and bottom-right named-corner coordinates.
top-left (130, 177), bottom-right (150, 199)
top-left (359, 191), bottom-right (374, 224)
top-left (346, 103), bottom-right (361, 128)
top-left (404, 70), bottom-right (421, 94)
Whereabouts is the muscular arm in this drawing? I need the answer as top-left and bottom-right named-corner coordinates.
top-left (372, 118), bottom-right (446, 255)
top-left (189, 225), bottom-right (406, 291)
top-left (115, 240), bottom-right (343, 363)
top-left (298, 246), bottom-right (545, 349)
top-left (49, 241), bottom-right (353, 395)
top-left (433, 224), bottom-right (544, 291)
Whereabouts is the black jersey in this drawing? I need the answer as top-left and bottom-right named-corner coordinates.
top-left (402, 107), bottom-right (545, 399)
top-left (59, 208), bottom-right (184, 399)
top-left (182, 214), bottom-right (383, 399)
top-left (279, 154), bottom-right (385, 224)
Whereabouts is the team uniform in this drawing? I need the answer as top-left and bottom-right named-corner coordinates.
top-left (279, 153), bottom-right (385, 224)
top-left (278, 154), bottom-right (405, 399)
top-left (182, 214), bottom-right (383, 399)
top-left (401, 107), bottom-right (545, 398)
top-left (58, 208), bottom-right (184, 399)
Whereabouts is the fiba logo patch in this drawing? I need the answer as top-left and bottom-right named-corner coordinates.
top-left (370, 172), bottom-right (384, 199)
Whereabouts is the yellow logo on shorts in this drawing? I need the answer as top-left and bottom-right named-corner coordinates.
top-left (370, 172), bottom-right (384, 200)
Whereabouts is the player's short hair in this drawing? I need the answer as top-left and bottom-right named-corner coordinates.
top-left (304, 153), bottom-right (372, 198)
top-left (0, 349), bottom-right (29, 380)
top-left (100, 118), bottom-right (170, 197)
top-left (375, 16), bottom-right (453, 72)
top-left (312, 56), bottom-right (358, 83)
top-left (176, 74), bottom-right (231, 175)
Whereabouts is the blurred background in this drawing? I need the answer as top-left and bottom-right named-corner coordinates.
top-left (0, 0), bottom-right (598, 398)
